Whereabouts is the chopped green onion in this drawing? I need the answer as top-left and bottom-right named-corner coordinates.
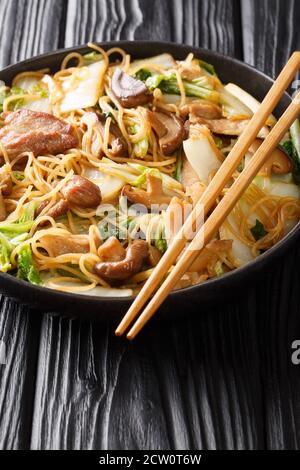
top-left (173, 152), bottom-right (182, 182)
top-left (145, 73), bottom-right (219, 101)
top-left (251, 219), bottom-right (267, 241)
top-left (134, 69), bottom-right (152, 81)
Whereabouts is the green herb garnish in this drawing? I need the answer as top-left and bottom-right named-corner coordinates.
top-left (251, 219), bottom-right (267, 241)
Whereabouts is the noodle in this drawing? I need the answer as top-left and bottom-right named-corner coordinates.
top-left (0, 43), bottom-right (299, 295)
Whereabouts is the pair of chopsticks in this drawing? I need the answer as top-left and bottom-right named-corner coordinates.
top-left (116, 52), bottom-right (300, 340)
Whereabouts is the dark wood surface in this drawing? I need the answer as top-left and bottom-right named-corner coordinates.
top-left (0, 0), bottom-right (300, 450)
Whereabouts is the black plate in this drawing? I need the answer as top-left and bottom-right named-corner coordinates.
top-left (0, 40), bottom-right (297, 320)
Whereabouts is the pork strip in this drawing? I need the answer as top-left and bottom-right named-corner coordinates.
top-left (0, 109), bottom-right (78, 157)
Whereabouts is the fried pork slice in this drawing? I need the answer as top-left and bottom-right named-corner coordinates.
top-left (0, 109), bottom-right (78, 157)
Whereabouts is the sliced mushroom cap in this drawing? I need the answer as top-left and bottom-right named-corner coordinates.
top-left (111, 68), bottom-right (153, 108)
top-left (147, 109), bottom-right (185, 155)
top-left (97, 114), bottom-right (128, 157)
top-left (190, 115), bottom-right (269, 139)
top-left (249, 139), bottom-right (292, 175)
top-left (94, 239), bottom-right (149, 282)
top-left (122, 174), bottom-right (171, 208)
top-left (81, 112), bottom-right (128, 157)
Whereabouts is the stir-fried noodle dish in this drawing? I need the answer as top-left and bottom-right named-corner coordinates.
top-left (0, 43), bottom-right (299, 297)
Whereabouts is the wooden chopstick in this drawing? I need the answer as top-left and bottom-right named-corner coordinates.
top-left (127, 89), bottom-right (300, 339)
top-left (115, 51), bottom-right (300, 337)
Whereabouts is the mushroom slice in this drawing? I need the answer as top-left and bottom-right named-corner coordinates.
top-left (248, 139), bottom-right (292, 176)
top-left (147, 109), bottom-right (185, 155)
top-left (122, 174), bottom-right (172, 209)
top-left (190, 115), bottom-right (269, 138)
top-left (81, 112), bottom-right (128, 157)
top-left (111, 68), bottom-right (153, 108)
top-left (94, 239), bottom-right (149, 282)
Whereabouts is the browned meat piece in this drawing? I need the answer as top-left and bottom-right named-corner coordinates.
top-left (148, 245), bottom-right (162, 267)
top-left (179, 101), bottom-right (222, 119)
top-left (0, 167), bottom-right (12, 196)
top-left (98, 237), bottom-right (126, 262)
top-left (0, 109), bottom-right (78, 158)
top-left (36, 176), bottom-right (101, 227)
top-left (40, 234), bottom-right (90, 257)
top-left (0, 192), bottom-right (6, 221)
top-left (177, 64), bottom-right (203, 81)
top-left (37, 199), bottom-right (69, 224)
top-left (111, 68), bottom-right (153, 108)
top-left (61, 175), bottom-right (102, 208)
top-left (94, 240), bottom-right (149, 282)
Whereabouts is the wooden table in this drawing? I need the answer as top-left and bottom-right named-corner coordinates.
top-left (0, 0), bottom-right (300, 450)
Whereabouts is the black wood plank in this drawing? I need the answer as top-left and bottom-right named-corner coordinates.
top-left (241, 0), bottom-right (300, 449)
top-left (0, 0), bottom-right (66, 68)
top-left (0, 0), bottom-right (65, 450)
top-left (241, 0), bottom-right (300, 77)
top-left (62, 0), bottom-right (242, 57)
top-left (0, 298), bottom-right (41, 449)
